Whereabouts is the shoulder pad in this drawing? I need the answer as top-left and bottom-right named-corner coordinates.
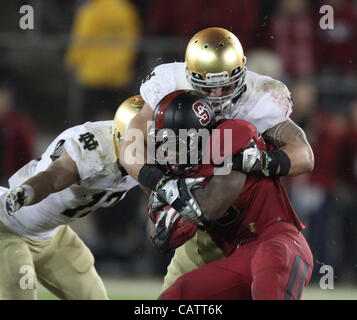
top-left (64, 122), bottom-right (116, 180)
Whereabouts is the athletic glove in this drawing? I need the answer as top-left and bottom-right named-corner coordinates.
top-left (155, 177), bottom-right (205, 223)
top-left (149, 204), bottom-right (198, 254)
top-left (232, 142), bottom-right (291, 177)
top-left (231, 140), bottom-right (262, 173)
top-left (5, 185), bottom-right (35, 216)
top-left (148, 191), bottom-right (166, 215)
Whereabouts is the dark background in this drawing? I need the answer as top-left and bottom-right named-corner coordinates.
top-left (0, 0), bottom-right (356, 285)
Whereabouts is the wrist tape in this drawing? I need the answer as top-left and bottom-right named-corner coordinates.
top-left (138, 164), bottom-right (165, 191)
top-left (262, 149), bottom-right (291, 177)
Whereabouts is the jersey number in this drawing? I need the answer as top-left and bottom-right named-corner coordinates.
top-left (61, 191), bottom-right (126, 218)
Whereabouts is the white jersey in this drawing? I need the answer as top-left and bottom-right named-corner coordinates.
top-left (140, 62), bottom-right (293, 134)
top-left (0, 121), bottom-right (138, 240)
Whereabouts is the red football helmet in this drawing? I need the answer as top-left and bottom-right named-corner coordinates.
top-left (151, 90), bottom-right (217, 176)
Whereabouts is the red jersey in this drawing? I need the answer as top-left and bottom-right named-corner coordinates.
top-left (191, 119), bottom-right (305, 256)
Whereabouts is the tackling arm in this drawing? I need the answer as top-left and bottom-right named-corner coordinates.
top-left (263, 118), bottom-right (314, 176)
top-left (147, 170), bottom-right (246, 254)
top-left (232, 119), bottom-right (314, 177)
top-left (5, 150), bottom-right (80, 215)
top-left (24, 149), bottom-right (80, 204)
top-left (192, 171), bottom-right (246, 221)
top-left (119, 102), bottom-right (153, 181)
top-left (119, 102), bottom-right (202, 215)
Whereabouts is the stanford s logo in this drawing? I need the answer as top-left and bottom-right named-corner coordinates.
top-left (192, 101), bottom-right (211, 126)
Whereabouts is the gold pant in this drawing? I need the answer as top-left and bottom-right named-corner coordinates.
top-left (0, 221), bottom-right (108, 300)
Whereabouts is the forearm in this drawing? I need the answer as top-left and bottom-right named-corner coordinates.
top-left (263, 118), bottom-right (314, 176)
top-left (193, 186), bottom-right (226, 221)
top-left (5, 164), bottom-right (78, 216)
top-left (119, 102), bottom-right (154, 181)
top-left (192, 171), bottom-right (246, 221)
top-left (278, 140), bottom-right (314, 176)
top-left (18, 150), bottom-right (79, 207)
top-left (23, 170), bottom-right (64, 205)
top-left (119, 139), bottom-right (146, 181)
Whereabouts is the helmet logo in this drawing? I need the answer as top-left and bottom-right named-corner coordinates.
top-left (192, 101), bottom-right (211, 126)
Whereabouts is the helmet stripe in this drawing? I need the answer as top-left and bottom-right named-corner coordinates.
top-left (155, 90), bottom-right (186, 130)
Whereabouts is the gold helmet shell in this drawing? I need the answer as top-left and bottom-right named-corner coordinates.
top-left (185, 27), bottom-right (247, 114)
top-left (113, 95), bottom-right (144, 157)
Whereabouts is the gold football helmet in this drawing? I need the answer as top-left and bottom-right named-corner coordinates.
top-left (185, 27), bottom-right (247, 116)
top-left (113, 95), bottom-right (144, 157)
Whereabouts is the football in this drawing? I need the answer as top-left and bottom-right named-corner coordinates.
top-left (151, 205), bottom-right (198, 251)
top-left (168, 209), bottom-right (198, 249)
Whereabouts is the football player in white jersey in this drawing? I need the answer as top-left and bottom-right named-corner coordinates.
top-left (0, 95), bottom-right (143, 299)
top-left (119, 27), bottom-right (315, 291)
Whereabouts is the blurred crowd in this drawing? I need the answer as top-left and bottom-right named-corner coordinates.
top-left (0, 0), bottom-right (356, 283)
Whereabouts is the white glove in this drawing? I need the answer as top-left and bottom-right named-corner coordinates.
top-left (242, 146), bottom-right (262, 172)
top-left (155, 177), bottom-right (205, 223)
top-left (5, 185), bottom-right (35, 216)
top-left (231, 140), bottom-right (262, 173)
top-left (148, 191), bottom-right (166, 215)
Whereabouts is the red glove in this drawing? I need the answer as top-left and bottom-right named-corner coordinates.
top-left (149, 205), bottom-right (198, 254)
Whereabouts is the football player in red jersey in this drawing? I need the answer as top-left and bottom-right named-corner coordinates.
top-left (149, 90), bottom-right (313, 300)
top-left (120, 27), bottom-right (314, 291)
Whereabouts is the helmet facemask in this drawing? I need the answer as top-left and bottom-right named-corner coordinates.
top-left (186, 56), bottom-right (247, 118)
top-left (153, 128), bottom-right (205, 177)
top-left (152, 89), bottom-right (217, 177)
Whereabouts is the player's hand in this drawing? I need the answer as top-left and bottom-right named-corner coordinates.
top-left (5, 185), bottom-right (34, 216)
top-left (155, 177), bottom-right (205, 223)
top-left (231, 140), bottom-right (262, 173)
top-left (148, 191), bottom-right (166, 215)
top-left (149, 205), bottom-right (198, 254)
